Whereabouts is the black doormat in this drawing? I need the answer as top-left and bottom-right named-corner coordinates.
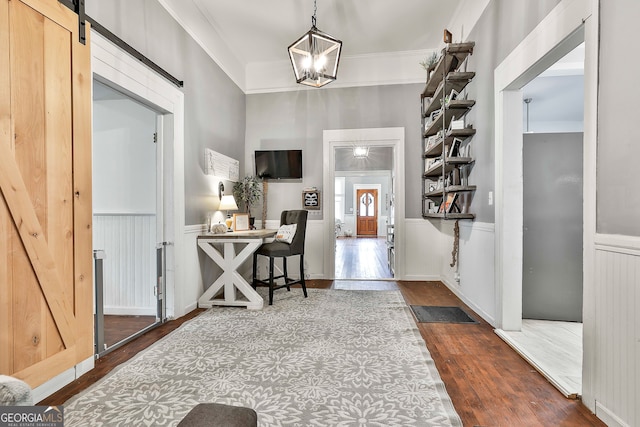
top-left (410, 305), bottom-right (478, 324)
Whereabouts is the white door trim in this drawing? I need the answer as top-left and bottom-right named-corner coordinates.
top-left (323, 127), bottom-right (405, 279)
top-left (494, 0), bottom-right (595, 331)
top-left (91, 32), bottom-right (185, 318)
top-left (493, 0), bottom-right (598, 410)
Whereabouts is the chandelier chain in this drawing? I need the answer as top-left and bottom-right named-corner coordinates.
top-left (312, 0), bottom-right (317, 27)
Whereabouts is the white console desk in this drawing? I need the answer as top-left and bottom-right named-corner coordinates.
top-left (197, 229), bottom-right (276, 310)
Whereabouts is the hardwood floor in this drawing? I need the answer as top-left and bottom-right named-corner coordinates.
top-left (104, 315), bottom-right (157, 348)
top-left (397, 281), bottom-right (602, 427)
top-left (335, 236), bottom-right (392, 279)
top-left (41, 280), bottom-right (604, 426)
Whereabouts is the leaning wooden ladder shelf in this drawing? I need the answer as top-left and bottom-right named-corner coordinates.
top-left (421, 41), bottom-right (476, 220)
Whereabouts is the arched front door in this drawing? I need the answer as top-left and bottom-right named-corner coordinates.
top-left (356, 189), bottom-right (378, 236)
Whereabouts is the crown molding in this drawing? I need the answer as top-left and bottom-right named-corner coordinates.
top-left (156, 0), bottom-right (490, 94)
top-left (245, 49), bottom-right (431, 94)
top-left (156, 0), bottom-right (246, 91)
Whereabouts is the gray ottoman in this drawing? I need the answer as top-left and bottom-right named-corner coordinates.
top-left (0, 375), bottom-right (33, 406)
top-left (178, 403), bottom-right (257, 427)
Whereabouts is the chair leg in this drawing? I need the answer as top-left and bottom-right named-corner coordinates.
top-left (300, 254), bottom-right (308, 298)
top-left (283, 257), bottom-right (290, 291)
top-left (252, 252), bottom-right (258, 289)
top-left (268, 257), bottom-right (275, 305)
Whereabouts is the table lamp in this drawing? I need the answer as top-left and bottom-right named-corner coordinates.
top-left (219, 195), bottom-right (238, 231)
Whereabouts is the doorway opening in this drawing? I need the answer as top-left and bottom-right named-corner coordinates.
top-left (493, 4), bottom-right (595, 398)
top-left (92, 80), bottom-right (165, 356)
top-left (335, 177), bottom-right (392, 279)
top-left (323, 128), bottom-right (405, 282)
top-left (499, 42), bottom-right (585, 398)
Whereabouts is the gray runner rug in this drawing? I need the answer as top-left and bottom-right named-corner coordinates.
top-left (65, 288), bottom-right (462, 426)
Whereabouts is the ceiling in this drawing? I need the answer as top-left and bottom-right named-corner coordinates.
top-left (191, 0), bottom-right (466, 63)
top-left (523, 43), bottom-right (585, 129)
top-left (158, 0), bottom-right (490, 92)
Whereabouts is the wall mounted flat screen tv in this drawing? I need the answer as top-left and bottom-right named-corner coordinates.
top-left (255, 150), bottom-right (303, 179)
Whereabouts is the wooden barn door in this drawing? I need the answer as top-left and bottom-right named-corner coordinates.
top-left (0, 0), bottom-right (92, 388)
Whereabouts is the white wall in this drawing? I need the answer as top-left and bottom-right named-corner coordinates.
top-left (93, 98), bottom-right (157, 214)
top-left (93, 96), bottom-right (159, 315)
top-left (523, 74), bottom-right (584, 133)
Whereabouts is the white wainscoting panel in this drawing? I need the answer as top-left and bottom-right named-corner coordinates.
top-left (305, 220), bottom-right (325, 278)
top-left (94, 215), bottom-right (157, 315)
top-left (428, 221), bottom-right (497, 327)
top-left (591, 234), bottom-right (640, 427)
top-left (342, 214), bottom-right (355, 237)
top-left (438, 220), bottom-right (457, 287)
top-left (183, 225), bottom-right (208, 316)
top-left (261, 219), bottom-right (325, 279)
top-left (403, 219), bottom-right (442, 281)
top-left (458, 222), bottom-right (497, 326)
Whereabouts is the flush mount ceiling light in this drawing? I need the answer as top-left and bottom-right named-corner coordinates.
top-left (288, 0), bottom-right (342, 88)
top-left (353, 146), bottom-right (369, 159)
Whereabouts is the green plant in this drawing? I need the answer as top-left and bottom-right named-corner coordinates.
top-left (233, 175), bottom-right (262, 216)
top-left (419, 52), bottom-right (439, 72)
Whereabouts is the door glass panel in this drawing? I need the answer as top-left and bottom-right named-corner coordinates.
top-left (360, 192), bottom-right (374, 217)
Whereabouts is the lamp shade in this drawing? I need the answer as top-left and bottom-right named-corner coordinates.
top-left (219, 195), bottom-right (238, 211)
top-left (288, 27), bottom-right (342, 88)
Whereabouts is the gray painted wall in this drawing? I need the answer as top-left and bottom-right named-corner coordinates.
top-left (87, 0), bottom-right (246, 225)
top-left (245, 0), bottom-right (562, 223)
top-left (522, 133), bottom-right (583, 322)
top-left (246, 85), bottom-right (421, 219)
top-left (87, 0), bottom-right (567, 225)
top-left (464, 0), bottom-right (562, 222)
top-left (597, 1), bottom-right (640, 236)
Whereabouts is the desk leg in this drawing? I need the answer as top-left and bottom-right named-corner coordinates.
top-left (223, 243), bottom-right (237, 302)
top-left (198, 240), bottom-right (264, 310)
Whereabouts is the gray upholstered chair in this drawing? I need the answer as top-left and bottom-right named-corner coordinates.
top-left (252, 210), bottom-right (308, 305)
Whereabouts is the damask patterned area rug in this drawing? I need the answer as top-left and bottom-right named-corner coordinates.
top-left (65, 289), bottom-right (462, 426)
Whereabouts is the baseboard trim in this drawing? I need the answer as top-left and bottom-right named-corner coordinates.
top-left (32, 356), bottom-right (94, 403)
top-left (184, 301), bottom-right (198, 314)
top-left (441, 276), bottom-right (496, 327)
top-left (595, 401), bottom-right (629, 427)
top-left (104, 307), bottom-right (157, 316)
top-left (402, 274), bottom-right (442, 282)
top-left (75, 356), bottom-right (94, 377)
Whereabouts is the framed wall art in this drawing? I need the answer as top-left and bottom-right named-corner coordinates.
top-left (302, 189), bottom-right (320, 210)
